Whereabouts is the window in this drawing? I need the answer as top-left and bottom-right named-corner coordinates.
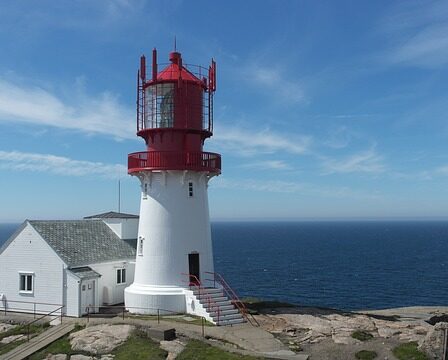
top-left (138, 236), bottom-right (144, 256)
top-left (117, 268), bottom-right (126, 284)
top-left (188, 181), bottom-right (194, 197)
top-left (19, 273), bottom-right (33, 293)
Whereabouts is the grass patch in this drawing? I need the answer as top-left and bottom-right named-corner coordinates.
top-left (0, 322), bottom-right (50, 356)
top-left (355, 350), bottom-right (377, 360)
top-left (351, 330), bottom-right (374, 342)
top-left (28, 323), bottom-right (87, 360)
top-left (0, 322), bottom-right (49, 341)
top-left (0, 339), bottom-right (27, 355)
top-left (177, 339), bottom-right (260, 360)
top-left (392, 342), bottom-right (429, 360)
top-left (111, 331), bottom-right (167, 360)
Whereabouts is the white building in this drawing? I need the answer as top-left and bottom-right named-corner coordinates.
top-left (0, 211), bottom-right (138, 317)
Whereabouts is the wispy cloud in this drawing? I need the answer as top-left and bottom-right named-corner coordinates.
top-left (211, 125), bottom-right (312, 156)
top-left (212, 178), bottom-right (380, 200)
top-left (0, 151), bottom-right (126, 179)
top-left (0, 78), bottom-right (134, 140)
top-left (380, 1), bottom-right (448, 68)
top-left (244, 65), bottom-right (306, 104)
top-left (321, 148), bottom-right (385, 174)
top-left (239, 160), bottom-right (293, 170)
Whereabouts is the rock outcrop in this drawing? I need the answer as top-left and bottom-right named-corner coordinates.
top-left (419, 322), bottom-right (448, 360)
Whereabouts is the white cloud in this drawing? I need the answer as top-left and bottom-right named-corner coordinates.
top-left (381, 1), bottom-right (448, 67)
top-left (239, 160), bottom-right (293, 170)
top-left (321, 149), bottom-right (385, 174)
top-left (245, 65), bottom-right (306, 104)
top-left (211, 125), bottom-right (312, 156)
top-left (0, 151), bottom-right (126, 179)
top-left (0, 78), bottom-right (134, 140)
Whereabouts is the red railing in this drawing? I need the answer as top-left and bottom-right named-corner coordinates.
top-left (128, 151), bottom-right (221, 174)
top-left (182, 273), bottom-right (221, 326)
top-left (205, 271), bottom-right (259, 327)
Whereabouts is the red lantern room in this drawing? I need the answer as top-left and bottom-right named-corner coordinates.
top-left (128, 49), bottom-right (221, 175)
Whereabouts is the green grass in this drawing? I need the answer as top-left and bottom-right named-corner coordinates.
top-left (0, 322), bottom-right (49, 341)
top-left (111, 331), bottom-right (167, 360)
top-left (355, 350), bottom-right (378, 360)
top-left (177, 339), bottom-right (261, 360)
top-left (0, 322), bottom-right (50, 356)
top-left (0, 339), bottom-right (27, 355)
top-left (351, 330), bottom-right (374, 342)
top-left (392, 342), bottom-right (429, 360)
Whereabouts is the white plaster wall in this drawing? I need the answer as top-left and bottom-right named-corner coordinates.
top-left (65, 271), bottom-right (80, 317)
top-left (90, 260), bottom-right (135, 305)
top-left (0, 223), bottom-right (65, 315)
top-left (184, 289), bottom-right (213, 322)
top-left (132, 170), bottom-right (214, 287)
top-left (103, 219), bottom-right (139, 240)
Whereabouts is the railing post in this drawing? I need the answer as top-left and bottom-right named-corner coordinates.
top-left (157, 309), bottom-right (160, 324)
top-left (202, 317), bottom-right (205, 337)
top-left (60, 307), bottom-right (63, 323)
top-left (87, 307), bottom-right (90, 323)
top-left (33, 303), bottom-right (36, 319)
top-left (122, 307), bottom-right (125, 320)
top-left (27, 324), bottom-right (30, 341)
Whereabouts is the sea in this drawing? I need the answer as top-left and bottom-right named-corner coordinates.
top-left (1, 221), bottom-right (447, 311)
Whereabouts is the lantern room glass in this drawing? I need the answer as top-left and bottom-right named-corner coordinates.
top-left (144, 83), bottom-right (175, 129)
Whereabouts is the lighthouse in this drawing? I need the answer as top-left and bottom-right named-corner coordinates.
top-left (124, 47), bottom-right (236, 322)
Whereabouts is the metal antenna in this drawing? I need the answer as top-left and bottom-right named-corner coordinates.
top-left (118, 180), bottom-right (121, 213)
top-left (174, 36), bottom-right (177, 51)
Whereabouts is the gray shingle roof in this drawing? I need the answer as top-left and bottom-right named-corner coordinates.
top-left (69, 266), bottom-right (101, 279)
top-left (29, 220), bottom-right (136, 267)
top-left (83, 211), bottom-right (139, 219)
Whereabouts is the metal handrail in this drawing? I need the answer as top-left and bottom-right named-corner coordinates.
top-left (25, 305), bottom-right (64, 341)
top-left (1, 299), bottom-right (63, 319)
top-left (181, 273), bottom-right (221, 325)
top-left (205, 271), bottom-right (259, 327)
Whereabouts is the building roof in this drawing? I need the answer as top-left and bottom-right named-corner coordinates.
top-left (83, 211), bottom-right (139, 219)
top-left (69, 266), bottom-right (101, 279)
top-left (28, 220), bottom-right (136, 267)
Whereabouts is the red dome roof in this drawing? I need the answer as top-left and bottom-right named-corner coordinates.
top-left (156, 51), bottom-right (202, 84)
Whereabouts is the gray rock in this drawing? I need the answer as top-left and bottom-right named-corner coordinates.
top-left (160, 339), bottom-right (185, 360)
top-left (70, 355), bottom-right (93, 360)
top-left (419, 322), bottom-right (448, 360)
top-left (69, 324), bottom-right (133, 355)
top-left (0, 323), bottom-right (15, 333)
top-left (45, 354), bottom-right (67, 360)
top-left (1, 334), bottom-right (25, 344)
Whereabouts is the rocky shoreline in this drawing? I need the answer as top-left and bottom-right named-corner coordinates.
top-left (251, 304), bottom-right (448, 359)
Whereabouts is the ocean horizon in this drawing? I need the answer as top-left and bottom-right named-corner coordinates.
top-left (1, 220), bottom-right (447, 311)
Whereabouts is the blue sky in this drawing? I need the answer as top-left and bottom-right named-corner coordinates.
top-left (1, 0), bottom-right (448, 222)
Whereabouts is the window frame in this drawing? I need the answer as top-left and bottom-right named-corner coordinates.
top-left (188, 181), bottom-right (194, 197)
top-left (116, 268), bottom-right (126, 285)
top-left (138, 236), bottom-right (144, 256)
top-left (19, 272), bottom-right (34, 294)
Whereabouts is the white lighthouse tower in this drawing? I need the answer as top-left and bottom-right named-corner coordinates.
top-left (125, 47), bottom-right (243, 325)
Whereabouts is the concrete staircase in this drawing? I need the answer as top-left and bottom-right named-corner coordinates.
top-left (0, 322), bottom-right (75, 360)
top-left (193, 287), bottom-right (245, 326)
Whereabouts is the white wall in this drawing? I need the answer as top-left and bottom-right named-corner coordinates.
top-left (65, 271), bottom-right (80, 317)
top-left (90, 260), bottom-right (135, 305)
top-left (0, 223), bottom-right (66, 315)
top-left (103, 219), bottom-right (139, 240)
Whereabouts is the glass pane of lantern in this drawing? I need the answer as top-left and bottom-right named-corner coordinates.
top-left (145, 83), bottom-right (174, 129)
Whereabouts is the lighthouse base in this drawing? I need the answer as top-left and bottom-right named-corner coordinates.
top-left (124, 284), bottom-right (186, 315)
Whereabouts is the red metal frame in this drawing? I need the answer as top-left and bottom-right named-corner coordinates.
top-left (128, 151), bottom-right (221, 174)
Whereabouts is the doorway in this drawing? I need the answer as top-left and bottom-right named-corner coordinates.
top-left (188, 253), bottom-right (200, 285)
top-left (80, 280), bottom-right (95, 315)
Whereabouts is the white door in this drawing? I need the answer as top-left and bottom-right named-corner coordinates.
top-left (81, 280), bottom-right (95, 315)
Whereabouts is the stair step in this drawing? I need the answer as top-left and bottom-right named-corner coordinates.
top-left (193, 288), bottom-right (223, 295)
top-left (213, 313), bottom-right (243, 321)
top-left (202, 300), bottom-right (232, 308)
top-left (217, 318), bottom-right (246, 326)
top-left (195, 292), bottom-right (225, 300)
top-left (199, 296), bottom-right (228, 303)
top-left (209, 309), bottom-right (239, 317)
